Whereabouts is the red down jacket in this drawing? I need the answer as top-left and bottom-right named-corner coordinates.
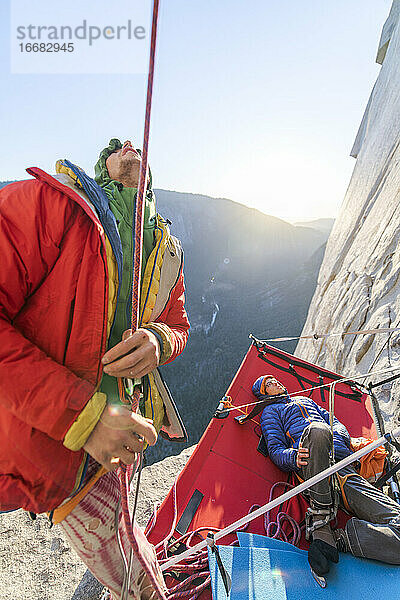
top-left (0, 168), bottom-right (189, 513)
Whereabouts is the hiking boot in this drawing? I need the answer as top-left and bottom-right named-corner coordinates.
top-left (306, 506), bottom-right (339, 576)
top-left (308, 538), bottom-right (339, 576)
top-left (308, 523), bottom-right (339, 576)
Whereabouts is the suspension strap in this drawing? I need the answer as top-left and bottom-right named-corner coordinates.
top-left (251, 326), bottom-right (400, 344)
top-left (251, 338), bottom-right (363, 403)
top-left (328, 382), bottom-right (336, 458)
top-left (288, 363), bottom-right (310, 395)
top-left (368, 372), bottom-right (400, 389)
top-left (206, 532), bottom-right (231, 595)
top-left (385, 431), bottom-right (400, 453)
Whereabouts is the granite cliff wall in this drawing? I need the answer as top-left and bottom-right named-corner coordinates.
top-left (296, 1), bottom-right (400, 430)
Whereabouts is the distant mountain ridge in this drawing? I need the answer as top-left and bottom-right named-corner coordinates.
top-left (293, 218), bottom-right (335, 235)
top-left (0, 180), bottom-right (329, 462)
top-left (152, 188), bottom-right (328, 462)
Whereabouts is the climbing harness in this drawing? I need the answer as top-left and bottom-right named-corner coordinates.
top-left (369, 372), bottom-right (400, 389)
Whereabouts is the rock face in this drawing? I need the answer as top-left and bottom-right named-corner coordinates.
top-left (296, 1), bottom-right (400, 431)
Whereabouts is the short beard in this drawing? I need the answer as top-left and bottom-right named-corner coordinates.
top-left (114, 158), bottom-right (141, 188)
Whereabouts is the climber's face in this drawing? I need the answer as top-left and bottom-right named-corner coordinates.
top-left (106, 140), bottom-right (141, 187)
top-left (264, 377), bottom-right (286, 396)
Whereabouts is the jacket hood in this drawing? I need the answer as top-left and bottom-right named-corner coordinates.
top-left (94, 138), bottom-right (153, 190)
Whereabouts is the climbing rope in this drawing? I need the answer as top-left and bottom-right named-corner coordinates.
top-left (220, 364), bottom-right (400, 417)
top-left (114, 1), bottom-right (162, 599)
top-left (130, 0), bottom-right (160, 333)
top-left (359, 316), bottom-right (400, 380)
top-left (253, 325), bottom-right (400, 344)
top-left (328, 381), bottom-right (337, 456)
top-left (118, 458), bottom-right (166, 600)
top-left (144, 476), bottom-right (304, 599)
top-left (236, 481), bottom-right (303, 546)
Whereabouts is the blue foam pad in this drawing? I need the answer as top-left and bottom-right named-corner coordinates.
top-left (208, 543), bottom-right (400, 600)
top-left (237, 532), bottom-right (304, 554)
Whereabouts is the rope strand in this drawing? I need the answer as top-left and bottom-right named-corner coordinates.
top-left (130, 0), bottom-right (160, 331)
top-left (116, 2), bottom-right (162, 600)
top-left (252, 325), bottom-right (400, 344)
top-left (222, 364), bottom-right (400, 415)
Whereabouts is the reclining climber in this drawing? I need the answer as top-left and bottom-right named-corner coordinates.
top-left (253, 375), bottom-right (400, 576)
top-left (0, 139), bottom-right (190, 599)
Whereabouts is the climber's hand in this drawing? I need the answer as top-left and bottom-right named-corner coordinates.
top-left (297, 445), bottom-right (309, 468)
top-left (102, 328), bottom-right (160, 379)
top-left (83, 404), bottom-right (157, 470)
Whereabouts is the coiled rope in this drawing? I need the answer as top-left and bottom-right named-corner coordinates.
top-left (144, 476), bottom-right (304, 599)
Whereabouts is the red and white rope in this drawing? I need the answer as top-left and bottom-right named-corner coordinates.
top-left (144, 477), bottom-right (303, 599)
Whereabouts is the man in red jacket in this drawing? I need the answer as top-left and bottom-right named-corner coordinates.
top-left (0, 139), bottom-right (190, 599)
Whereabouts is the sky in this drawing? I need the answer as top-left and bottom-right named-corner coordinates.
top-left (0, 0), bottom-right (393, 221)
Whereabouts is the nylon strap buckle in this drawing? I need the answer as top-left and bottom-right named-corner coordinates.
top-left (305, 507), bottom-right (335, 541)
